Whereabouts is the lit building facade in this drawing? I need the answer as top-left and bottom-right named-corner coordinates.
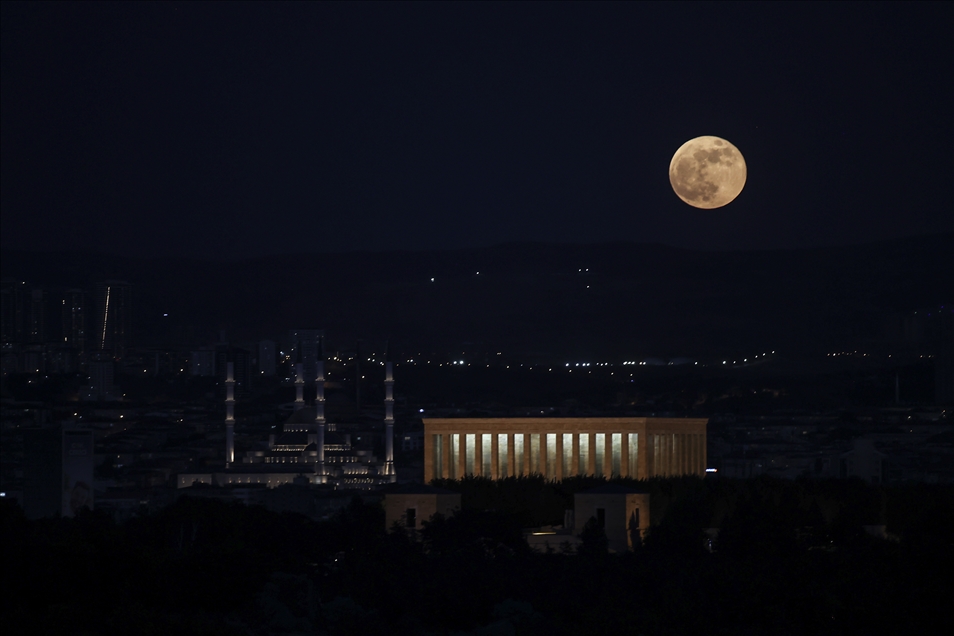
top-left (289, 328), bottom-right (323, 382)
top-left (94, 281), bottom-right (132, 359)
top-left (61, 288), bottom-right (86, 366)
top-left (423, 417), bottom-right (707, 482)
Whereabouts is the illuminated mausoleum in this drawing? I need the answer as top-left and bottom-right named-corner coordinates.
top-left (423, 417), bottom-right (707, 482)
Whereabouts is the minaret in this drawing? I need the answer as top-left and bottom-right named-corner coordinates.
top-left (294, 362), bottom-right (305, 410)
top-left (355, 339), bottom-right (362, 414)
top-left (383, 341), bottom-right (396, 482)
top-left (315, 336), bottom-right (327, 483)
top-left (225, 362), bottom-right (235, 466)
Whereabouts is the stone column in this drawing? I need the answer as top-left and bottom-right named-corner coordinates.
top-left (666, 434), bottom-right (672, 476)
top-left (458, 433), bottom-right (466, 478)
top-left (674, 433), bottom-right (681, 475)
top-left (683, 434), bottom-right (689, 475)
top-left (474, 433), bottom-right (483, 477)
top-left (650, 434), bottom-right (658, 478)
top-left (555, 433), bottom-right (563, 480)
top-left (637, 432), bottom-right (648, 480)
top-left (672, 433), bottom-right (682, 476)
top-left (508, 433), bottom-right (516, 477)
top-left (539, 433), bottom-right (548, 478)
top-left (663, 434), bottom-right (671, 476)
top-left (603, 433), bottom-right (613, 477)
top-left (523, 434), bottom-right (531, 476)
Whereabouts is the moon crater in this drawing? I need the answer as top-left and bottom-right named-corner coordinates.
top-left (669, 136), bottom-right (746, 209)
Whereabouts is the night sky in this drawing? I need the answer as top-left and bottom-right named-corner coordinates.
top-left (2, 1), bottom-right (951, 260)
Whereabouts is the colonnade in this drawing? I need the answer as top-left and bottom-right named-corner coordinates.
top-left (423, 418), bottom-right (708, 482)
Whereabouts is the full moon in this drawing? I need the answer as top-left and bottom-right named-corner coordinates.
top-left (669, 136), bottom-right (746, 209)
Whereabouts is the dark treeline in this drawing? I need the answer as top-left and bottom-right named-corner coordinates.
top-left (432, 474), bottom-right (949, 533)
top-left (2, 476), bottom-right (951, 635)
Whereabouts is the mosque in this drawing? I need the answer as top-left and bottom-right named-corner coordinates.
top-left (177, 339), bottom-right (397, 490)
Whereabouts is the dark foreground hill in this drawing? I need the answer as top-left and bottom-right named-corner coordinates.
top-left (2, 233), bottom-right (951, 359)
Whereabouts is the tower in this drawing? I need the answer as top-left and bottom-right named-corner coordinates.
top-left (384, 342), bottom-right (396, 482)
top-left (27, 288), bottom-right (45, 344)
top-left (94, 281), bottom-right (132, 359)
top-left (315, 336), bottom-right (327, 483)
top-left (294, 362), bottom-right (305, 410)
top-left (225, 362), bottom-right (235, 466)
top-left (0, 280), bottom-right (28, 345)
top-left (61, 289), bottom-right (86, 366)
top-left (355, 339), bottom-right (363, 414)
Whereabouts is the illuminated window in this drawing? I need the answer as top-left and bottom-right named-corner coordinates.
top-left (530, 434), bottom-right (541, 475)
top-left (481, 434), bottom-right (492, 476)
top-left (612, 433), bottom-right (622, 476)
top-left (594, 434), bottom-right (605, 477)
top-left (498, 434), bottom-right (509, 478)
top-left (579, 434), bottom-right (590, 476)
top-left (514, 434), bottom-right (525, 475)
top-left (628, 433), bottom-right (638, 477)
top-left (465, 434), bottom-right (476, 476)
top-left (546, 434), bottom-right (557, 480)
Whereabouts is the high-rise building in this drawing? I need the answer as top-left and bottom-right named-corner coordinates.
top-left (289, 329), bottom-right (323, 382)
top-left (84, 355), bottom-right (118, 401)
top-left (215, 346), bottom-right (252, 396)
top-left (258, 340), bottom-right (277, 376)
top-left (61, 288), bottom-right (87, 365)
top-left (189, 347), bottom-right (216, 376)
top-left (27, 288), bottom-right (46, 344)
top-left (93, 281), bottom-right (132, 359)
top-left (1, 280), bottom-right (29, 345)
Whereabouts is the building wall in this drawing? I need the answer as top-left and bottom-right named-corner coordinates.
top-left (574, 492), bottom-right (650, 553)
top-left (23, 427), bottom-right (94, 519)
top-left (23, 427), bottom-right (61, 519)
top-left (423, 418), bottom-right (707, 482)
top-left (384, 492), bottom-right (461, 531)
top-left (840, 439), bottom-right (884, 484)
